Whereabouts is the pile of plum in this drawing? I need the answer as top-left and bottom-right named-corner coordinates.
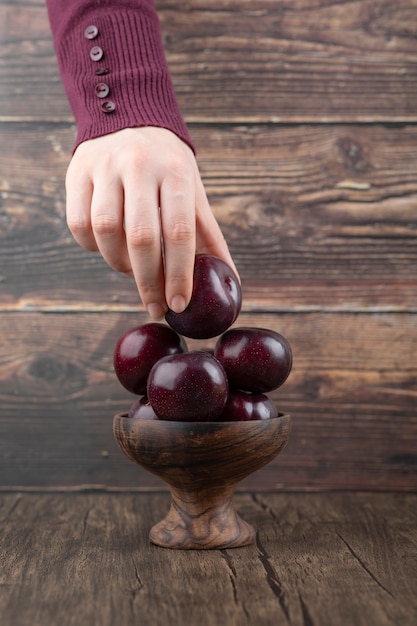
top-left (113, 254), bottom-right (292, 422)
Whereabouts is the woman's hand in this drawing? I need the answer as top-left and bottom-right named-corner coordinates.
top-left (65, 126), bottom-right (237, 319)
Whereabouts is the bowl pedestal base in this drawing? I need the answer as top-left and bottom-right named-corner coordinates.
top-left (149, 486), bottom-right (255, 550)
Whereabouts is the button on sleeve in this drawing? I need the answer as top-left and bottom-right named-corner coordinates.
top-left (84, 25), bottom-right (98, 40)
top-left (101, 100), bottom-right (116, 113)
top-left (95, 83), bottom-right (110, 98)
top-left (90, 46), bottom-right (104, 62)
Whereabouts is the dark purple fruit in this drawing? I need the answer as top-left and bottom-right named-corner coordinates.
top-left (114, 323), bottom-right (187, 395)
top-left (147, 352), bottom-right (228, 421)
top-left (128, 396), bottom-right (159, 420)
top-left (217, 390), bottom-right (278, 421)
top-left (214, 327), bottom-right (292, 393)
top-left (165, 253), bottom-right (241, 339)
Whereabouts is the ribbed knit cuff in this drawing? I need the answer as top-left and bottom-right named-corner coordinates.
top-left (48, 1), bottom-right (194, 153)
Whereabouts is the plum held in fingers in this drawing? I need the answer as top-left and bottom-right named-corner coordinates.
top-left (165, 254), bottom-right (242, 339)
top-left (114, 323), bottom-right (187, 395)
top-left (147, 352), bottom-right (228, 422)
top-left (218, 390), bottom-right (278, 421)
top-left (214, 327), bottom-right (293, 393)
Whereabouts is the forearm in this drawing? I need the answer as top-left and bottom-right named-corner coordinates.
top-left (46, 0), bottom-right (193, 152)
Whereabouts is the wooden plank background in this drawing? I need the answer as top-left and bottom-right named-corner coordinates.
top-left (0, 0), bottom-right (416, 491)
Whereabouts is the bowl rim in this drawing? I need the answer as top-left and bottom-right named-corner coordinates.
top-left (113, 411), bottom-right (290, 426)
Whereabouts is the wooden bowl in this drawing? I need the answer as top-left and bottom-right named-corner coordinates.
top-left (113, 413), bottom-right (291, 550)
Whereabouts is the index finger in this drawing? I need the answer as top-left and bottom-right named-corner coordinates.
top-left (123, 180), bottom-right (166, 318)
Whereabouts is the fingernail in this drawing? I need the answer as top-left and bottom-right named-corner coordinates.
top-left (147, 303), bottom-right (165, 320)
top-left (170, 295), bottom-right (187, 314)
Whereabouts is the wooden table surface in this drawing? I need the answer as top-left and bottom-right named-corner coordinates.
top-left (1, 491), bottom-right (416, 626)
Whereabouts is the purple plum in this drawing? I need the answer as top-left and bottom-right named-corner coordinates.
top-left (165, 254), bottom-right (241, 339)
top-left (147, 352), bottom-right (228, 421)
top-left (217, 390), bottom-right (278, 421)
top-left (127, 396), bottom-right (160, 420)
top-left (214, 327), bottom-right (292, 393)
top-left (114, 323), bottom-right (187, 395)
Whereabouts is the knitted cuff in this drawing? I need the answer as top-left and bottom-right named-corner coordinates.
top-left (48, 1), bottom-right (194, 153)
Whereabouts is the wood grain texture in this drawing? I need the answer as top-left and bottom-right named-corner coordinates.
top-left (1, 0), bottom-right (417, 122)
top-left (1, 123), bottom-right (416, 310)
top-left (113, 414), bottom-right (290, 548)
top-left (0, 492), bottom-right (416, 625)
top-left (0, 312), bottom-right (415, 491)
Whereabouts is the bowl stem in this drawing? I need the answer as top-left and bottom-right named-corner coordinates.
top-left (149, 484), bottom-right (255, 550)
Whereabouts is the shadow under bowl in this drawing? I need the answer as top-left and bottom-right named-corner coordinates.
top-left (113, 412), bottom-right (291, 550)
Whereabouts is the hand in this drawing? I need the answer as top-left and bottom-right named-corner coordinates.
top-left (65, 127), bottom-right (238, 319)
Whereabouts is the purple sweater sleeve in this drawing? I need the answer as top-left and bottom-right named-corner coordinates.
top-left (46, 0), bottom-right (194, 152)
